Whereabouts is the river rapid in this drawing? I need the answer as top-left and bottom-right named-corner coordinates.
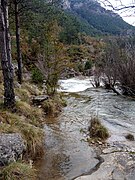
top-left (37, 77), bottom-right (135, 180)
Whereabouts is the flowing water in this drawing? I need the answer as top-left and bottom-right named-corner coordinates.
top-left (37, 77), bottom-right (135, 180)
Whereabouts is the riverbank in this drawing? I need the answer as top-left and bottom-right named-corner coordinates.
top-left (0, 80), bottom-right (45, 179)
top-left (0, 71), bottom-right (68, 179)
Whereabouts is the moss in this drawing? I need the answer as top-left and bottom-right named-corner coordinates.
top-left (125, 133), bottom-right (134, 141)
top-left (0, 162), bottom-right (36, 180)
top-left (89, 117), bottom-right (109, 141)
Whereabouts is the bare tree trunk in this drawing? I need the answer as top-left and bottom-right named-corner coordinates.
top-left (14, 0), bottom-right (22, 84)
top-left (0, 0), bottom-right (15, 108)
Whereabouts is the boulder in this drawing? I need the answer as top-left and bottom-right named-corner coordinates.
top-left (32, 95), bottom-right (49, 105)
top-left (0, 133), bottom-right (26, 166)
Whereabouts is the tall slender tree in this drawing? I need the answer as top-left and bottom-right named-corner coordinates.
top-left (14, 0), bottom-right (22, 84)
top-left (0, 0), bottom-right (15, 108)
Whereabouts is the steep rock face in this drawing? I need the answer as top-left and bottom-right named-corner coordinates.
top-left (70, 0), bottom-right (119, 18)
top-left (0, 133), bottom-right (26, 166)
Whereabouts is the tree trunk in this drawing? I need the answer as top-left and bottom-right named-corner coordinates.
top-left (0, 0), bottom-right (15, 108)
top-left (14, 0), bottom-right (22, 84)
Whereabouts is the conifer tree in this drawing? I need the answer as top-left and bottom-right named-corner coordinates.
top-left (0, 0), bottom-right (15, 108)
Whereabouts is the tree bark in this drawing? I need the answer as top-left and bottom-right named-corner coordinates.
top-left (0, 0), bottom-right (15, 108)
top-left (14, 0), bottom-right (22, 84)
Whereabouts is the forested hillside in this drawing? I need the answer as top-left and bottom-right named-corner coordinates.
top-left (9, 0), bottom-right (135, 78)
top-left (8, 0), bottom-right (104, 81)
top-left (10, 0), bottom-right (135, 48)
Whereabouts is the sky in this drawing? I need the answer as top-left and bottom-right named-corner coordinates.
top-left (99, 0), bottom-right (135, 25)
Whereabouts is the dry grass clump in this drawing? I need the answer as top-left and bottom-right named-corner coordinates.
top-left (19, 123), bottom-right (44, 158)
top-left (15, 88), bottom-right (31, 102)
top-left (22, 82), bottom-right (42, 96)
top-left (0, 123), bottom-right (17, 133)
top-left (15, 82), bottom-right (42, 103)
top-left (16, 101), bottom-right (44, 126)
top-left (125, 133), bottom-right (134, 141)
top-left (0, 162), bottom-right (36, 180)
top-left (0, 112), bottom-right (18, 134)
top-left (89, 117), bottom-right (109, 141)
top-left (0, 110), bottom-right (44, 159)
top-left (0, 111), bottom-right (20, 125)
top-left (42, 99), bottom-right (60, 116)
top-left (41, 95), bottom-right (66, 116)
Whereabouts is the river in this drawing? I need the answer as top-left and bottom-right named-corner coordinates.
top-left (37, 77), bottom-right (135, 180)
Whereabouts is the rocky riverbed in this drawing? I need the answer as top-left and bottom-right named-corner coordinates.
top-left (37, 77), bottom-right (135, 180)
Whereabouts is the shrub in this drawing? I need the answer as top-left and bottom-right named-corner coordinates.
top-left (89, 117), bottom-right (109, 141)
top-left (84, 60), bottom-right (92, 70)
top-left (102, 37), bottom-right (135, 96)
top-left (31, 68), bottom-right (44, 84)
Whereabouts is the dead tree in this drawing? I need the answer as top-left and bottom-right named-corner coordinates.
top-left (102, 37), bottom-right (135, 96)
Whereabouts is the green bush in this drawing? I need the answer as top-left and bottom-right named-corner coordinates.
top-left (31, 68), bottom-right (44, 84)
top-left (84, 60), bottom-right (92, 70)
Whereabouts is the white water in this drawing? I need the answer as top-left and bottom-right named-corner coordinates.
top-left (59, 77), bottom-right (135, 142)
top-left (59, 77), bottom-right (93, 92)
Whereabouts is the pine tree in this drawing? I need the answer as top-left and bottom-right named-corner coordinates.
top-left (0, 0), bottom-right (15, 108)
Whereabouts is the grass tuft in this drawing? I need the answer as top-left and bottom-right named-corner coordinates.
top-left (0, 109), bottom-right (44, 159)
top-left (89, 117), bottom-right (109, 141)
top-left (41, 94), bottom-right (65, 116)
top-left (16, 101), bottom-right (44, 126)
top-left (0, 162), bottom-right (36, 180)
top-left (19, 123), bottom-right (44, 158)
top-left (125, 133), bottom-right (134, 141)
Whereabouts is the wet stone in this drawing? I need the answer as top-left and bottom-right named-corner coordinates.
top-left (112, 168), bottom-right (125, 180)
top-left (0, 133), bottom-right (26, 166)
top-left (32, 95), bottom-right (49, 104)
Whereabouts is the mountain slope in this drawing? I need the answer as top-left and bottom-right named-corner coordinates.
top-left (63, 0), bottom-right (135, 36)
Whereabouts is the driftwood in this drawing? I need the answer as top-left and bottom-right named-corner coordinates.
top-left (110, 86), bottom-right (121, 95)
